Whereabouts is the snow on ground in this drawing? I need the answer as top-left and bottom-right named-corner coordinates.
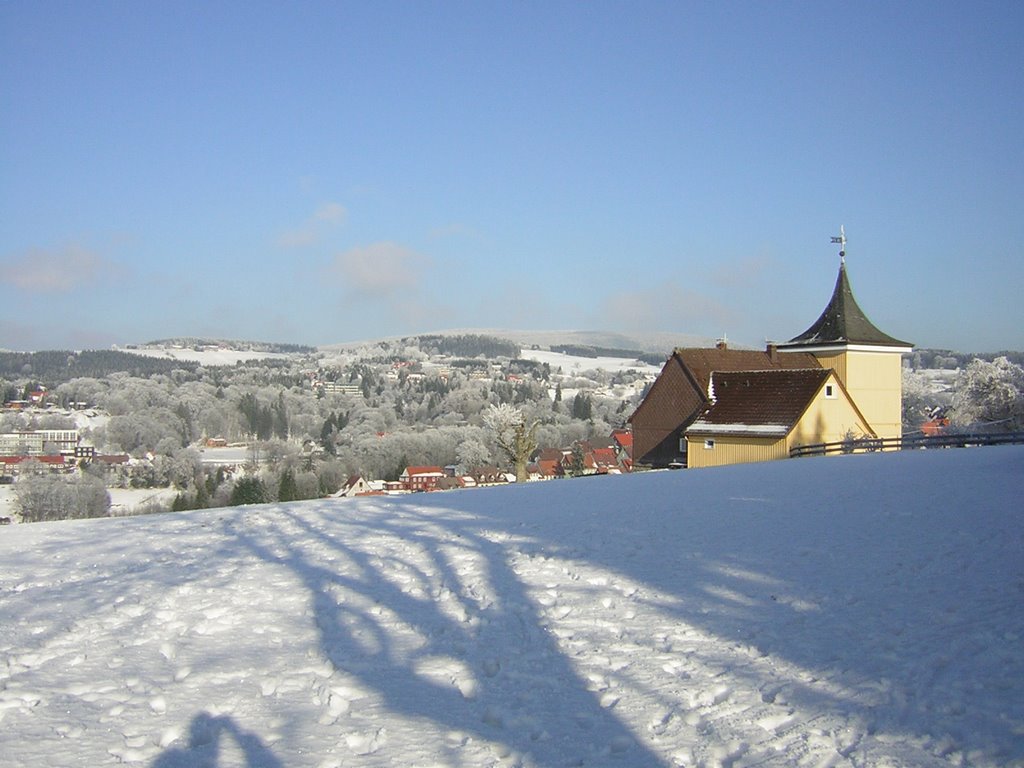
top-left (108, 488), bottom-right (178, 517)
top-left (519, 348), bottom-right (663, 376)
top-left (1, 447), bottom-right (1023, 767)
top-left (0, 484), bottom-right (14, 519)
top-left (120, 347), bottom-right (293, 366)
top-left (198, 446), bottom-right (252, 466)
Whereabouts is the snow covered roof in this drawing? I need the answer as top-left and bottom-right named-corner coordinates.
top-left (686, 422), bottom-right (790, 437)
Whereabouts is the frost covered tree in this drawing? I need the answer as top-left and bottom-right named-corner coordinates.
top-left (16, 469), bottom-right (110, 522)
top-left (456, 434), bottom-right (491, 470)
top-left (950, 357), bottom-right (1024, 431)
top-left (482, 403), bottom-right (538, 483)
top-left (902, 368), bottom-right (937, 429)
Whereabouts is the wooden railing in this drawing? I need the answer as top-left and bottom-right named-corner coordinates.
top-left (790, 431), bottom-right (1024, 459)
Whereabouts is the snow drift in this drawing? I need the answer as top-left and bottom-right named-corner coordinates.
top-left (1, 447), bottom-right (1022, 767)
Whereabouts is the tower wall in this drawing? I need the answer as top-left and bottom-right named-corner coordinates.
top-left (813, 348), bottom-right (904, 439)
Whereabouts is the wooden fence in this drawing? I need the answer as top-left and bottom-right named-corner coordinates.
top-left (790, 431), bottom-right (1024, 459)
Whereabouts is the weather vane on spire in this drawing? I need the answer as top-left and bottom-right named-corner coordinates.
top-left (830, 225), bottom-right (846, 265)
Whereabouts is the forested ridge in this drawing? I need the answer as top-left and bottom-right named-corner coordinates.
top-left (0, 350), bottom-right (199, 383)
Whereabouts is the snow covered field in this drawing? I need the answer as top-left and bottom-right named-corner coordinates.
top-left (519, 348), bottom-right (663, 376)
top-left (120, 347), bottom-right (293, 366)
top-left (1, 447), bottom-right (1022, 767)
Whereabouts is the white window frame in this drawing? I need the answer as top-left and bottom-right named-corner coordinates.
top-left (703, 439), bottom-right (715, 450)
top-left (824, 384), bottom-right (836, 399)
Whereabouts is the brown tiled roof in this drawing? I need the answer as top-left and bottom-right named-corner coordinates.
top-left (687, 369), bottom-right (831, 435)
top-left (674, 347), bottom-right (821, 393)
top-left (780, 263), bottom-right (912, 349)
top-left (627, 346), bottom-right (823, 465)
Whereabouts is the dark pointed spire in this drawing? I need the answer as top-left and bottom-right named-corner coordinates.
top-left (779, 229), bottom-right (912, 350)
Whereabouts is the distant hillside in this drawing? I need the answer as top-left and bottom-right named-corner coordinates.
top-left (321, 329), bottom-right (718, 356)
top-left (140, 338), bottom-right (316, 354)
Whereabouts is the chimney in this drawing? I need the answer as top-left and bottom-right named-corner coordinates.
top-left (766, 342), bottom-right (778, 362)
top-left (715, 338), bottom-right (728, 351)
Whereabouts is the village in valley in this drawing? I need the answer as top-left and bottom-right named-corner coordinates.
top-left (2, 236), bottom-right (1020, 522)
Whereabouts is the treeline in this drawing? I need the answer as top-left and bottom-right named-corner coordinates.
top-left (0, 350), bottom-right (199, 387)
top-left (910, 349), bottom-right (1024, 370)
top-left (141, 338), bottom-right (316, 354)
top-left (550, 344), bottom-right (666, 366)
top-left (412, 334), bottom-right (520, 359)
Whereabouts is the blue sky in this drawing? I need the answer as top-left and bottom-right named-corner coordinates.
top-left (2, 2), bottom-right (1022, 353)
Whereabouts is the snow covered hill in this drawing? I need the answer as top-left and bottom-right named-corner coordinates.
top-left (1, 447), bottom-right (1022, 767)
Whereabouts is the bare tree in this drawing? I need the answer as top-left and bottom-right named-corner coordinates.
top-left (483, 404), bottom-right (538, 483)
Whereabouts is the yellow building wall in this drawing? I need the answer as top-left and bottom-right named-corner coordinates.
top-left (685, 435), bottom-right (787, 468)
top-left (687, 373), bottom-right (874, 468)
top-left (788, 376), bottom-right (874, 448)
top-left (814, 349), bottom-right (904, 439)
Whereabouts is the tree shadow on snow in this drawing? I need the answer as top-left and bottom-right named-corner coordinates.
top-left (152, 448), bottom-right (1023, 766)
top-left (151, 712), bottom-right (283, 768)
top-left (230, 500), bottom-right (667, 767)
top-left (458, 455), bottom-right (1024, 766)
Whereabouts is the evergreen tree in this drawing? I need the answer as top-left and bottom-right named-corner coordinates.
top-left (230, 476), bottom-right (268, 506)
top-left (572, 392), bottom-right (593, 420)
top-left (278, 468), bottom-right (299, 502)
top-left (272, 391), bottom-right (289, 440)
top-left (569, 443), bottom-right (586, 477)
top-left (194, 478), bottom-right (210, 508)
top-left (238, 392), bottom-right (260, 436)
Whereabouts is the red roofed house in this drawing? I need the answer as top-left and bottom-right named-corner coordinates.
top-left (400, 466), bottom-right (445, 492)
top-left (0, 455), bottom-right (68, 475)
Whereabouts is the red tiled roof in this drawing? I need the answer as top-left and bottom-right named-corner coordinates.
top-left (94, 454), bottom-right (130, 464)
top-left (610, 430), bottom-right (633, 448)
top-left (0, 455), bottom-right (67, 465)
top-left (535, 459), bottom-right (562, 477)
top-left (403, 466), bottom-right (444, 476)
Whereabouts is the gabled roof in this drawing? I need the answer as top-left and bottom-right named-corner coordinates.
top-left (780, 263), bottom-right (912, 350)
top-left (591, 447), bottom-right (619, 467)
top-left (687, 369), bottom-right (833, 437)
top-left (402, 466), bottom-right (444, 477)
top-left (673, 346), bottom-right (821, 394)
top-left (610, 429), bottom-right (633, 449)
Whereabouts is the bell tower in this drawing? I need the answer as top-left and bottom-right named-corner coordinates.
top-left (776, 227), bottom-right (913, 440)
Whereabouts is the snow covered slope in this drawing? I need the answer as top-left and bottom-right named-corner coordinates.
top-left (1, 447), bottom-right (1022, 767)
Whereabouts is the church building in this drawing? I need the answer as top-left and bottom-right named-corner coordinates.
top-left (629, 229), bottom-right (913, 468)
